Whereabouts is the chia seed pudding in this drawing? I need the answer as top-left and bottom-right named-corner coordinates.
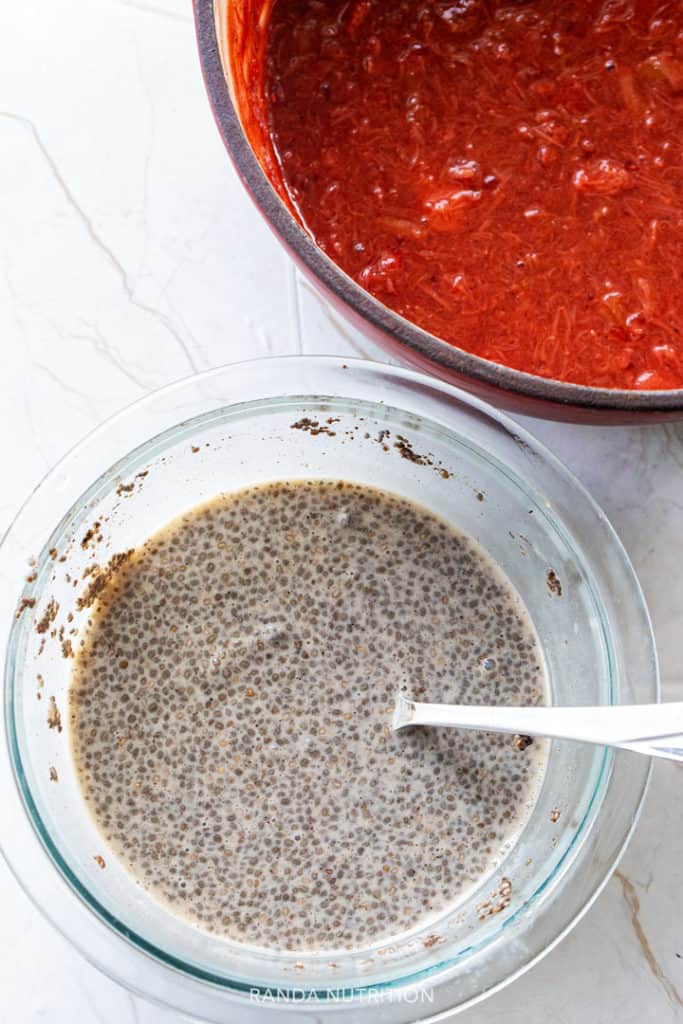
top-left (70, 479), bottom-right (547, 952)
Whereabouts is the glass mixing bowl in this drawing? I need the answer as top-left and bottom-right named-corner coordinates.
top-left (0, 357), bottom-right (657, 1022)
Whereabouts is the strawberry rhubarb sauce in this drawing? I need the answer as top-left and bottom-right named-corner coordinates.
top-left (70, 481), bottom-right (546, 951)
top-left (234, 0), bottom-right (683, 389)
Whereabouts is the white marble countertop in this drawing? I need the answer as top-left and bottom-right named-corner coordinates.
top-left (1, 2), bottom-right (682, 1021)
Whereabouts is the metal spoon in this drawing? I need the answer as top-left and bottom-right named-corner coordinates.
top-left (392, 693), bottom-right (683, 762)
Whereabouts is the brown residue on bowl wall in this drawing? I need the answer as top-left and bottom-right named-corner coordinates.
top-left (47, 697), bottom-right (62, 733)
top-left (547, 569), bottom-right (562, 597)
top-left (15, 596), bottom-right (36, 620)
top-left (291, 415), bottom-right (454, 479)
top-left (291, 417), bottom-right (337, 437)
top-left (76, 551), bottom-right (134, 611)
top-left (393, 435), bottom-right (453, 479)
top-left (116, 470), bottom-right (149, 497)
top-left (477, 877), bottom-right (513, 921)
top-left (393, 434), bottom-right (428, 466)
top-left (80, 522), bottom-right (102, 550)
top-left (35, 597), bottom-right (59, 635)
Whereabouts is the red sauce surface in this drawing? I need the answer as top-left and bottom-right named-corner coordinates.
top-left (256, 0), bottom-right (683, 389)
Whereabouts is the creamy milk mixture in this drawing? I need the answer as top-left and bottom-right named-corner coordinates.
top-left (70, 480), bottom-right (547, 951)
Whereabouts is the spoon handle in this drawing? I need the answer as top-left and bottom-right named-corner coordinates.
top-left (392, 695), bottom-right (683, 763)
